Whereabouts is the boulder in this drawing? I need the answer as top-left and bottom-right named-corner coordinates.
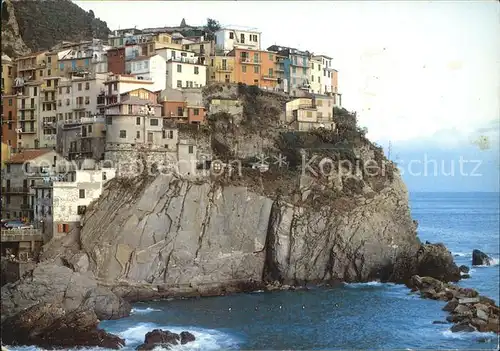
top-left (461, 274), bottom-right (470, 279)
top-left (180, 331), bottom-right (196, 344)
top-left (136, 329), bottom-right (195, 350)
top-left (450, 323), bottom-right (477, 333)
top-left (475, 308), bottom-right (489, 321)
top-left (453, 304), bottom-right (471, 315)
top-left (432, 321), bottom-right (448, 324)
top-left (0, 303), bottom-right (125, 349)
top-left (472, 249), bottom-right (491, 266)
top-left (458, 265), bottom-right (470, 273)
top-left (486, 318), bottom-right (500, 333)
top-left (415, 244), bottom-right (461, 282)
top-left (442, 299), bottom-right (459, 312)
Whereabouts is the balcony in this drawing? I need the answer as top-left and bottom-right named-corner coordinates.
top-left (166, 111), bottom-right (188, 119)
top-left (298, 104), bottom-right (316, 110)
top-left (19, 104), bottom-right (37, 110)
top-left (41, 85), bottom-right (56, 92)
top-left (1, 228), bottom-right (43, 243)
top-left (1, 187), bottom-right (30, 194)
top-left (19, 116), bottom-right (37, 122)
top-left (40, 96), bottom-right (56, 103)
top-left (81, 116), bottom-right (105, 124)
top-left (43, 121), bottom-right (57, 129)
top-left (262, 75), bottom-right (278, 81)
top-left (18, 128), bottom-right (37, 134)
top-left (168, 56), bottom-right (199, 64)
top-left (215, 65), bottom-right (234, 72)
top-left (73, 104), bottom-right (86, 110)
top-left (239, 57), bottom-right (261, 64)
top-left (20, 203), bottom-right (32, 210)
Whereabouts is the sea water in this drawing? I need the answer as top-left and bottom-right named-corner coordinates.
top-left (9, 192), bottom-right (500, 350)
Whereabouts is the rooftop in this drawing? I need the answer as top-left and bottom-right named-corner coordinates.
top-left (6, 148), bottom-right (54, 164)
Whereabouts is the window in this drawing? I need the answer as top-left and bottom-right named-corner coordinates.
top-left (78, 83), bottom-right (82, 91)
top-left (136, 116), bottom-right (141, 125)
top-left (102, 172), bottom-right (107, 180)
top-left (240, 33), bottom-right (245, 43)
top-left (292, 66), bottom-right (296, 74)
top-left (193, 108), bottom-right (199, 116)
top-left (177, 80), bottom-right (182, 88)
top-left (254, 66), bottom-right (259, 74)
top-left (317, 99), bottom-right (323, 106)
top-left (48, 69), bottom-right (52, 76)
top-left (188, 145), bottom-right (194, 154)
top-left (312, 75), bottom-right (314, 82)
top-left (169, 130), bottom-right (174, 139)
top-left (229, 32), bottom-right (234, 39)
top-left (268, 68), bottom-right (273, 77)
top-left (136, 131), bottom-right (140, 139)
top-left (150, 118), bottom-right (159, 126)
top-left (8, 99), bottom-right (12, 106)
top-left (66, 87), bottom-right (70, 93)
top-left (177, 107), bottom-right (183, 116)
top-left (318, 76), bottom-right (321, 83)
top-left (303, 67), bottom-right (307, 75)
top-left (77, 205), bottom-right (87, 215)
top-left (312, 63), bottom-right (315, 70)
top-left (128, 105), bottom-right (133, 114)
top-left (6, 164), bottom-right (10, 173)
top-left (242, 65), bottom-right (247, 73)
top-left (88, 125), bottom-right (92, 133)
top-left (79, 189), bottom-right (85, 199)
top-left (162, 130), bottom-right (167, 139)
top-left (85, 82), bottom-right (90, 90)
top-left (47, 56), bottom-right (52, 63)
top-left (307, 111), bottom-right (313, 118)
top-left (177, 64), bottom-right (182, 73)
top-left (119, 130), bottom-right (126, 138)
top-left (269, 53), bottom-right (273, 60)
top-left (194, 66), bottom-right (199, 75)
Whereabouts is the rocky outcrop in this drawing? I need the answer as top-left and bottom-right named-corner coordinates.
top-left (1, 262), bottom-right (130, 348)
top-left (1, 303), bottom-right (125, 349)
top-left (1, 0), bottom-right (30, 57)
top-left (410, 275), bottom-right (499, 334)
top-left (136, 329), bottom-right (196, 350)
top-left (472, 249), bottom-right (492, 266)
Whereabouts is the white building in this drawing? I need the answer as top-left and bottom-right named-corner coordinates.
top-left (214, 28), bottom-right (261, 54)
top-left (129, 54), bottom-right (167, 92)
top-left (155, 46), bottom-right (196, 62)
top-left (166, 57), bottom-right (207, 90)
top-left (52, 167), bottom-right (116, 237)
top-left (103, 74), bottom-right (156, 105)
top-left (56, 72), bottom-right (107, 124)
top-left (313, 55), bottom-right (334, 95)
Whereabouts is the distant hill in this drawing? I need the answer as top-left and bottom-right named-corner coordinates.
top-left (1, 0), bottom-right (111, 57)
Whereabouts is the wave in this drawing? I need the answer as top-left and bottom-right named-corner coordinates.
top-left (117, 322), bottom-right (240, 350)
top-left (441, 329), bottom-right (498, 342)
top-left (131, 307), bottom-right (162, 314)
top-left (453, 252), bottom-right (472, 258)
top-left (472, 256), bottom-right (500, 267)
top-left (344, 281), bottom-right (397, 288)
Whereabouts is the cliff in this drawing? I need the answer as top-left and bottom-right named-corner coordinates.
top-left (40, 84), bottom-right (458, 297)
top-left (1, 83), bottom-right (463, 348)
top-left (1, 0), bottom-right (110, 57)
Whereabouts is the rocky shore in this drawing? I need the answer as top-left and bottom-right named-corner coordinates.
top-left (410, 275), bottom-right (499, 334)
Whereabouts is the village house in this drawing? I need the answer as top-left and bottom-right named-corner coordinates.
top-left (128, 54), bottom-right (167, 92)
top-left (1, 148), bottom-right (63, 222)
top-left (284, 95), bottom-right (336, 132)
top-left (159, 88), bottom-right (206, 124)
top-left (214, 27), bottom-right (261, 54)
top-left (165, 56), bottom-right (207, 90)
top-left (52, 166), bottom-right (116, 238)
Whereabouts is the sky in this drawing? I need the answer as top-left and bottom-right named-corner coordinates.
top-left (74, 0), bottom-right (499, 191)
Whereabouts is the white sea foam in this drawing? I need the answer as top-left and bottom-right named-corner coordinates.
top-left (344, 281), bottom-right (395, 288)
top-left (130, 307), bottom-right (162, 314)
top-left (472, 256), bottom-right (500, 267)
top-left (441, 329), bottom-right (498, 341)
top-left (118, 322), bottom-right (240, 350)
top-left (453, 252), bottom-right (471, 257)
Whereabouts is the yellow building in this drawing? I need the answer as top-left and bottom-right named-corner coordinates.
top-left (1, 142), bottom-right (11, 169)
top-left (2, 54), bottom-right (15, 95)
top-left (207, 56), bottom-right (236, 84)
top-left (44, 51), bottom-right (60, 78)
top-left (284, 96), bottom-right (335, 131)
top-left (15, 51), bottom-right (49, 82)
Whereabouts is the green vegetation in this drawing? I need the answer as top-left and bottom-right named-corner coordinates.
top-left (10, 0), bottom-right (110, 52)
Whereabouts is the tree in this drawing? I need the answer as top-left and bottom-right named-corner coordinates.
top-left (204, 18), bottom-right (220, 41)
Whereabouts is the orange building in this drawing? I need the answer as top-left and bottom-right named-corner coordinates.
top-left (230, 48), bottom-right (279, 89)
top-left (2, 95), bottom-right (17, 149)
top-left (159, 88), bottom-right (206, 125)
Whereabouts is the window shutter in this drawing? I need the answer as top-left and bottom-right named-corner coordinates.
top-left (57, 223), bottom-right (63, 233)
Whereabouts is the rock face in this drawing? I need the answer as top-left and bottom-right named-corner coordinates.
top-left (472, 249), bottom-right (492, 266)
top-left (1, 262), bottom-right (130, 348)
top-left (1, 0), bottom-right (30, 57)
top-left (136, 329), bottom-right (195, 350)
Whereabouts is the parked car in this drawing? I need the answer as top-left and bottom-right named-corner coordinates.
top-left (2, 220), bottom-right (33, 229)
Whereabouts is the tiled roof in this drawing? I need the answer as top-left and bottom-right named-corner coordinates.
top-left (6, 148), bottom-right (54, 164)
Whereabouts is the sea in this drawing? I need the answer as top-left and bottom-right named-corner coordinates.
top-left (10, 192), bottom-right (500, 350)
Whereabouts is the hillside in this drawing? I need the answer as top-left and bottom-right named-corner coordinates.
top-left (1, 0), bottom-right (110, 57)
